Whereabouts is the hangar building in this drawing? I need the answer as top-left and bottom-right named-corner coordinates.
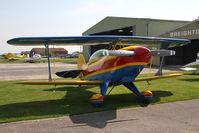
top-left (82, 16), bottom-right (189, 63)
top-left (157, 19), bottom-right (199, 65)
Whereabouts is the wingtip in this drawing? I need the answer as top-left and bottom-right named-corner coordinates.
top-left (7, 39), bottom-right (12, 44)
top-left (7, 38), bottom-right (18, 45)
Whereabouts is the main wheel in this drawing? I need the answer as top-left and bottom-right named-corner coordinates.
top-left (89, 93), bottom-right (104, 105)
top-left (141, 90), bottom-right (153, 103)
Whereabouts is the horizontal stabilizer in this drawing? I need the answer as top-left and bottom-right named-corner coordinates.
top-left (149, 50), bottom-right (175, 56)
top-left (103, 50), bottom-right (136, 56)
top-left (56, 70), bottom-right (82, 78)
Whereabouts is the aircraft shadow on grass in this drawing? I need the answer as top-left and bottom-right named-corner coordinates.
top-left (0, 85), bottom-right (172, 128)
top-left (180, 73), bottom-right (199, 82)
top-left (183, 72), bottom-right (199, 76)
top-left (179, 78), bottom-right (199, 82)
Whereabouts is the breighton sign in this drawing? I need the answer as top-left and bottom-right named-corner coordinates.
top-left (170, 29), bottom-right (199, 38)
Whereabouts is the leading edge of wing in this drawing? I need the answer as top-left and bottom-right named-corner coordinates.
top-left (7, 36), bottom-right (190, 46)
top-left (18, 80), bottom-right (103, 85)
top-left (17, 74), bottom-right (182, 85)
top-left (134, 73), bottom-right (182, 82)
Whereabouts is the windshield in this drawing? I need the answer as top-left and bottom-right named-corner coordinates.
top-left (89, 49), bottom-right (106, 63)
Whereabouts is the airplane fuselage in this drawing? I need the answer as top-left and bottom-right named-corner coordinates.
top-left (80, 46), bottom-right (151, 84)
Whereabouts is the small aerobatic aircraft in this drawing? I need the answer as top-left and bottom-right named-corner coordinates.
top-left (181, 53), bottom-right (199, 72)
top-left (4, 53), bottom-right (27, 60)
top-left (4, 52), bottom-right (43, 62)
top-left (7, 36), bottom-right (190, 105)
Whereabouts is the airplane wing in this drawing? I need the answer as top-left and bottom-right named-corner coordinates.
top-left (134, 73), bottom-right (182, 82)
top-left (18, 80), bottom-right (103, 85)
top-left (180, 67), bottom-right (199, 72)
top-left (18, 74), bottom-right (182, 85)
top-left (7, 36), bottom-right (190, 47)
top-left (184, 61), bottom-right (199, 68)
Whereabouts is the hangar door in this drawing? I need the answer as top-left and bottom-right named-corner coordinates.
top-left (165, 39), bottom-right (199, 65)
top-left (89, 26), bottom-right (136, 55)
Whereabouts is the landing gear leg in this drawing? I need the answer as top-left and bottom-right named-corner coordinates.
top-left (89, 81), bottom-right (109, 105)
top-left (123, 82), bottom-right (153, 103)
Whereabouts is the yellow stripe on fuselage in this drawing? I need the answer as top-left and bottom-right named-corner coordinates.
top-left (83, 62), bottom-right (148, 79)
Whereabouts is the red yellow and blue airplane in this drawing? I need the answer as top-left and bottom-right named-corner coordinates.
top-left (7, 36), bottom-right (190, 105)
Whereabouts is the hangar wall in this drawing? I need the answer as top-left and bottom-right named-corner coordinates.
top-left (82, 16), bottom-right (189, 62)
top-left (158, 19), bottom-right (199, 39)
top-left (148, 20), bottom-right (189, 36)
top-left (83, 16), bottom-right (188, 36)
top-left (158, 19), bottom-right (199, 65)
top-left (83, 17), bottom-right (148, 36)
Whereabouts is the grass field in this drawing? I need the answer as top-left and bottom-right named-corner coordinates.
top-left (0, 58), bottom-right (77, 63)
top-left (0, 72), bottom-right (199, 123)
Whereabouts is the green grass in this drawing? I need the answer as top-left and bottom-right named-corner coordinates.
top-left (0, 72), bottom-right (199, 123)
top-left (0, 58), bottom-right (77, 63)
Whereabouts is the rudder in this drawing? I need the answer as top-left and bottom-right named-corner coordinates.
top-left (77, 54), bottom-right (87, 70)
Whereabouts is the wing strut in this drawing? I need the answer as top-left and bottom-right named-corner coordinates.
top-left (155, 43), bottom-right (169, 76)
top-left (45, 43), bottom-right (52, 81)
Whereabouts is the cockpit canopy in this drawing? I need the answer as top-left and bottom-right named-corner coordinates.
top-left (88, 49), bottom-right (106, 63)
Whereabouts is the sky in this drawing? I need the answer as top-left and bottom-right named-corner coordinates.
top-left (0, 0), bottom-right (199, 54)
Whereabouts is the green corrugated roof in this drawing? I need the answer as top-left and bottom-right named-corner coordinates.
top-left (83, 16), bottom-right (189, 35)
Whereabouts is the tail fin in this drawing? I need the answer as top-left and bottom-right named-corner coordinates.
top-left (77, 54), bottom-right (87, 70)
top-left (5, 53), bottom-right (14, 59)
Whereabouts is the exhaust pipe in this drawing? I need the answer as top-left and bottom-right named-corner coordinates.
top-left (149, 50), bottom-right (175, 56)
top-left (102, 50), bottom-right (136, 56)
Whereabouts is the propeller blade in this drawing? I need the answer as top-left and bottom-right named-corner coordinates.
top-left (102, 50), bottom-right (136, 56)
top-left (149, 50), bottom-right (175, 56)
